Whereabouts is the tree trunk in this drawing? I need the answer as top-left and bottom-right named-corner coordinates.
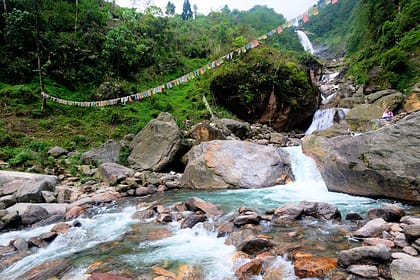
top-left (35, 1), bottom-right (46, 108)
top-left (75, 0), bottom-right (78, 32)
top-left (2, 0), bottom-right (6, 13)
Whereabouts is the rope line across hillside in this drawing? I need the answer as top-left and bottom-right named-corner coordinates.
top-left (42, 0), bottom-right (340, 107)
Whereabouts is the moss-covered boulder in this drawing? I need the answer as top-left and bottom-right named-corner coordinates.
top-left (210, 47), bottom-right (320, 132)
top-left (345, 104), bottom-right (384, 132)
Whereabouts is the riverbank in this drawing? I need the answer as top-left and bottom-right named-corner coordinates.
top-left (1, 144), bottom-right (420, 279)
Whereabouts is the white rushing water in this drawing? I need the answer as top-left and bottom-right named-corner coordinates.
top-left (0, 206), bottom-right (137, 279)
top-left (0, 146), bottom-right (379, 279)
top-left (297, 30), bottom-right (314, 54)
top-left (305, 108), bottom-right (336, 135)
top-left (305, 108), bottom-right (351, 135)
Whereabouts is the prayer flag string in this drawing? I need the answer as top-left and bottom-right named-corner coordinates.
top-left (42, 0), bottom-right (339, 107)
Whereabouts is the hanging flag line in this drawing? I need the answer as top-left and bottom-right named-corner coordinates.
top-left (42, 0), bottom-right (339, 107)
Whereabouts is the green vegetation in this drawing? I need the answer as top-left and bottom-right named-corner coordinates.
top-left (0, 1), bottom-right (307, 170)
top-left (210, 46), bottom-right (315, 117)
top-left (305, 0), bottom-right (419, 92)
top-left (1, 0), bottom-right (418, 171)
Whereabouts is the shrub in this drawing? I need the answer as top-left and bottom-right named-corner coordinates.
top-left (381, 47), bottom-right (408, 72)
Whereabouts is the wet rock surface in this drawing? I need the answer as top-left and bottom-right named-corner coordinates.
top-left (181, 140), bottom-right (293, 189)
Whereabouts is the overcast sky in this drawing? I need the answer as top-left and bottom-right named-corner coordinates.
top-left (116, 0), bottom-right (318, 19)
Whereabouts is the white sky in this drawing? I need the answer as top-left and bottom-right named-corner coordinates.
top-left (116, 0), bottom-right (318, 19)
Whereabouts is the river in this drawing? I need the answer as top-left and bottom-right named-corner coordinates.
top-left (0, 146), bottom-right (393, 279)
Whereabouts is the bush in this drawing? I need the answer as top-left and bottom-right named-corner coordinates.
top-left (381, 47), bottom-right (408, 72)
top-left (9, 149), bottom-right (34, 167)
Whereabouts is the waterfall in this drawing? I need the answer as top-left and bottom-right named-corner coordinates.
top-left (297, 30), bottom-right (314, 54)
top-left (305, 108), bottom-right (336, 135)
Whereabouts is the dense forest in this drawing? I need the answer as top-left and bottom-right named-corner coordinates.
top-left (305, 0), bottom-right (419, 90)
top-left (0, 0), bottom-right (419, 170)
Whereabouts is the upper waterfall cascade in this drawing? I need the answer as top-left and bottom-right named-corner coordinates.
top-left (297, 30), bottom-right (315, 54)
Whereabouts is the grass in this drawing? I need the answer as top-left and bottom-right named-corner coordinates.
top-left (0, 72), bottom-right (231, 169)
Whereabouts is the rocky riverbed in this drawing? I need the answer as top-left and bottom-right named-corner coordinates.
top-left (1, 59), bottom-right (420, 279)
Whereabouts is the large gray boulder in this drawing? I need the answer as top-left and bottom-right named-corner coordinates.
top-left (272, 201), bottom-right (341, 225)
top-left (81, 139), bottom-right (122, 166)
top-left (302, 111), bottom-right (420, 202)
top-left (0, 171), bottom-right (58, 203)
top-left (338, 244), bottom-right (391, 266)
top-left (128, 112), bottom-right (183, 171)
top-left (47, 146), bottom-right (68, 158)
top-left (181, 140), bottom-right (293, 189)
top-left (15, 179), bottom-right (56, 203)
top-left (212, 118), bottom-right (251, 140)
top-left (345, 104), bottom-right (384, 132)
top-left (96, 162), bottom-right (134, 186)
top-left (7, 203), bottom-right (69, 217)
top-left (353, 218), bottom-right (390, 238)
top-left (390, 253), bottom-right (420, 280)
top-left (365, 89), bottom-right (402, 107)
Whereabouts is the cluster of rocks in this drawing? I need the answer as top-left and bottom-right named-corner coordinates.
top-left (302, 61), bottom-right (420, 203)
top-left (0, 221), bottom-right (80, 273)
top-left (0, 167), bottom-right (185, 232)
top-left (124, 199), bottom-right (346, 279)
top-left (90, 199), bottom-right (420, 280)
top-left (339, 203), bottom-right (420, 280)
top-left (157, 201), bottom-right (420, 280)
top-left (316, 60), bottom-right (419, 134)
top-left (221, 201), bottom-right (343, 279)
top-left (133, 196), bottom-right (223, 228)
top-left (0, 110), bottom-right (304, 234)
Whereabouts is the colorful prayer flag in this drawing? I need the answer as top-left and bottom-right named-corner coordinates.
top-left (303, 12), bottom-right (309, 23)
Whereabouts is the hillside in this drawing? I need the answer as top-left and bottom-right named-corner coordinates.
top-left (0, 1), bottom-right (307, 170)
top-left (305, 0), bottom-right (419, 91)
top-left (1, 0), bottom-right (419, 172)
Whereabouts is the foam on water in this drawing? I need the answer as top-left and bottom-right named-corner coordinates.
top-left (0, 146), bottom-right (382, 279)
top-left (0, 206), bottom-right (137, 279)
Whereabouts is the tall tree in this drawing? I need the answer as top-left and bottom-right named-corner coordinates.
top-left (74, 0), bottom-right (78, 32)
top-left (2, 0), bottom-right (6, 13)
top-left (34, 0), bottom-right (45, 107)
top-left (165, 1), bottom-right (175, 16)
top-left (181, 0), bottom-right (192, 20)
top-left (193, 4), bottom-right (197, 18)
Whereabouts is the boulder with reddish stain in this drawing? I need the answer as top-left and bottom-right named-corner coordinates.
top-left (402, 82), bottom-right (420, 112)
top-left (152, 264), bottom-right (177, 278)
top-left (181, 140), bottom-right (293, 189)
top-left (19, 259), bottom-right (71, 280)
top-left (184, 197), bottom-right (223, 217)
top-left (51, 222), bottom-right (71, 234)
top-left (235, 259), bottom-right (263, 279)
top-left (294, 256), bottom-right (338, 278)
top-left (176, 264), bottom-right (203, 280)
top-left (65, 205), bottom-right (86, 220)
top-left (188, 121), bottom-right (226, 144)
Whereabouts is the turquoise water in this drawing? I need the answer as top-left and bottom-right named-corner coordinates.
top-left (0, 146), bottom-right (393, 279)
